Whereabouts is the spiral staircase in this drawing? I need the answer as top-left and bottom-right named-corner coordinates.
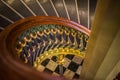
top-left (0, 0), bottom-right (95, 79)
top-left (0, 16), bottom-right (90, 80)
top-left (0, 0), bottom-right (120, 80)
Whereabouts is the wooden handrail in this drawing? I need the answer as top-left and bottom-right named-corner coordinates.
top-left (0, 16), bottom-right (90, 80)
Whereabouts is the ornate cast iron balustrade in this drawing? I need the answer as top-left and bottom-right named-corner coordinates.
top-left (16, 24), bottom-right (89, 66)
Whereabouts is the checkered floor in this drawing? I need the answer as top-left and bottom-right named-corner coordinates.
top-left (37, 54), bottom-right (84, 79)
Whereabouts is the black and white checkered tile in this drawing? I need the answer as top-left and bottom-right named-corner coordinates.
top-left (37, 54), bottom-right (84, 79)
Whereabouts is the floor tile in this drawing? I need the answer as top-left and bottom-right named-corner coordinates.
top-left (68, 61), bottom-right (79, 72)
top-left (37, 65), bottom-right (45, 72)
top-left (63, 57), bottom-right (71, 68)
top-left (46, 60), bottom-right (58, 71)
top-left (63, 69), bottom-right (75, 79)
top-left (72, 56), bottom-right (83, 64)
top-left (76, 66), bottom-right (82, 75)
top-left (41, 58), bottom-right (50, 66)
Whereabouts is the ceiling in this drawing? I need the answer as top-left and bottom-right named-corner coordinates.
top-left (0, 0), bottom-right (97, 31)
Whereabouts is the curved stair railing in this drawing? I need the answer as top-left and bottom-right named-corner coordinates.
top-left (0, 16), bottom-right (90, 80)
